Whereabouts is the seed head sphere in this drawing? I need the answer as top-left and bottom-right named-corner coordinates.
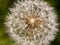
top-left (5, 0), bottom-right (58, 45)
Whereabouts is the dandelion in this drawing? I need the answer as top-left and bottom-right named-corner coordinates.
top-left (5, 0), bottom-right (58, 45)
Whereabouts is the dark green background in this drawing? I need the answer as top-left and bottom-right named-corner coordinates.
top-left (0, 0), bottom-right (60, 45)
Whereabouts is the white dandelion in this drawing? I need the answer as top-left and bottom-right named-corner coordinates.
top-left (5, 0), bottom-right (58, 45)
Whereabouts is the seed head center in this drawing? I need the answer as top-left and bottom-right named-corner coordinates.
top-left (24, 15), bottom-right (42, 29)
top-left (30, 18), bottom-right (35, 24)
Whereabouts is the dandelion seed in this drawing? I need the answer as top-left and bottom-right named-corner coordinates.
top-left (5, 0), bottom-right (58, 45)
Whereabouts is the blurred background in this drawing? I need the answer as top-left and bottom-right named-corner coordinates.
top-left (0, 0), bottom-right (60, 45)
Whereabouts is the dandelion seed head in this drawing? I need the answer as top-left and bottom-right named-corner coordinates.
top-left (5, 0), bottom-right (58, 45)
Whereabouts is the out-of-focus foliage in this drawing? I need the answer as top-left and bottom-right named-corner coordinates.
top-left (0, 0), bottom-right (60, 45)
top-left (0, 0), bottom-right (16, 45)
